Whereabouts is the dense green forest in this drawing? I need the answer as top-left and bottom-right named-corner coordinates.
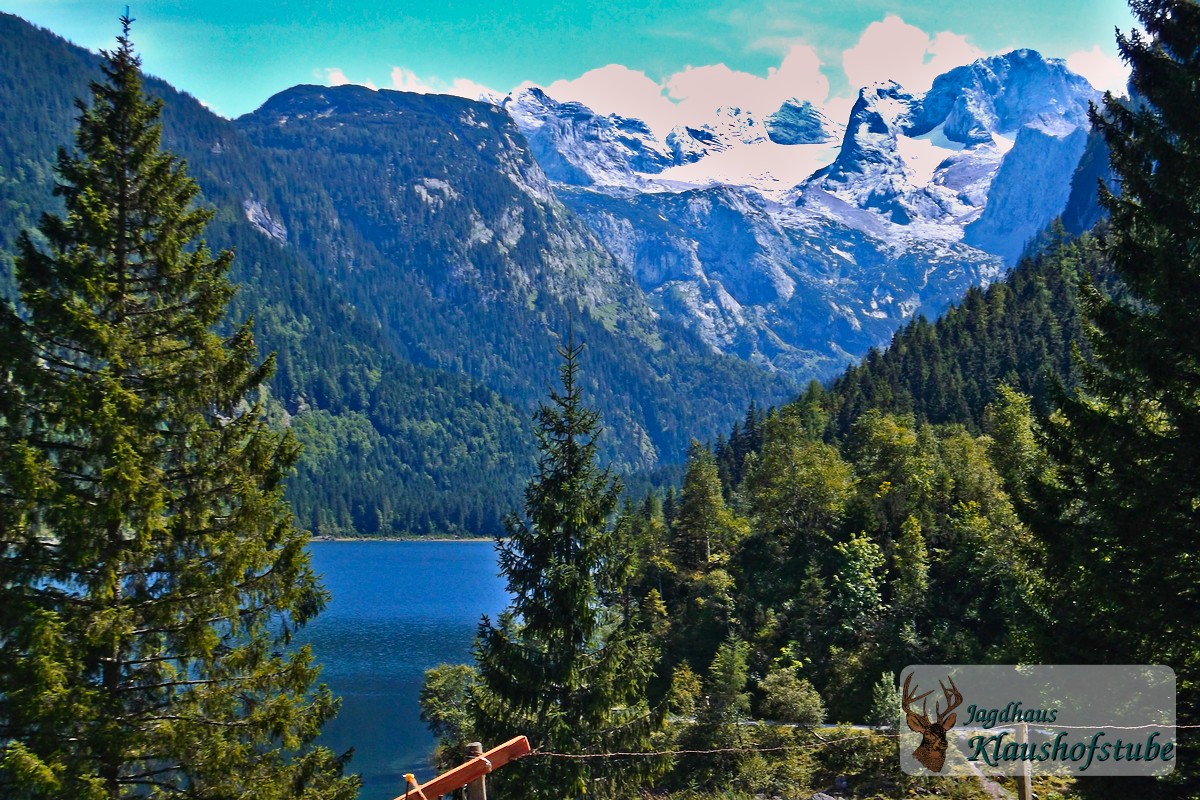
top-left (429, 217), bottom-right (1187, 798)
top-left (0, 13), bottom-right (534, 536)
top-left (422, 2), bottom-right (1200, 796)
top-left (424, 230), bottom-right (1101, 798)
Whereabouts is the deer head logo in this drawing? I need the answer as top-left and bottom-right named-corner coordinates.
top-left (902, 672), bottom-right (963, 772)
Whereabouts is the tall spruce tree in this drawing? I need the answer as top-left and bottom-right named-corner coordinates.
top-left (1046, 1), bottom-right (1200, 795)
top-left (0, 19), bottom-right (357, 799)
top-left (671, 442), bottom-right (739, 573)
top-left (473, 335), bottom-right (663, 799)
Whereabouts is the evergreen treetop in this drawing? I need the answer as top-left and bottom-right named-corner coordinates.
top-left (473, 333), bottom-right (664, 799)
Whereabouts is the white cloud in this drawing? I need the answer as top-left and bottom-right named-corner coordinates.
top-left (317, 66), bottom-right (500, 102)
top-left (388, 67), bottom-right (502, 102)
top-left (842, 15), bottom-right (984, 93)
top-left (1067, 45), bottom-right (1130, 95)
top-left (670, 44), bottom-right (828, 118)
top-left (446, 77), bottom-right (505, 103)
top-left (389, 66), bottom-right (433, 93)
top-left (541, 44), bottom-right (829, 138)
top-left (546, 65), bottom-right (678, 135)
top-left (319, 17), bottom-right (995, 138)
top-left (928, 31), bottom-right (984, 75)
top-left (319, 67), bottom-right (378, 91)
top-left (823, 95), bottom-right (856, 127)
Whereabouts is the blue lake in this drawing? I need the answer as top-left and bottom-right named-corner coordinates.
top-left (303, 541), bottom-right (509, 800)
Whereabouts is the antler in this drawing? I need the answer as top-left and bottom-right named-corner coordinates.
top-left (902, 672), bottom-right (934, 729)
top-left (935, 676), bottom-right (962, 728)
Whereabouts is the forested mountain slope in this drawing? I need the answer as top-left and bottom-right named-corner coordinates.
top-left (0, 14), bottom-right (793, 535)
top-left (824, 228), bottom-right (1114, 435)
top-left (617, 231), bottom-right (1120, 751)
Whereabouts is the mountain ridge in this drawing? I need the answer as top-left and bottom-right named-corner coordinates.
top-left (0, 13), bottom-right (794, 536)
top-left (0, 13), bottom-right (1112, 535)
top-left (499, 48), bottom-right (1102, 380)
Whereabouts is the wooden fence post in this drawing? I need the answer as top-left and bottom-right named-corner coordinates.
top-left (1016, 722), bottom-right (1032, 800)
top-left (466, 742), bottom-right (487, 800)
top-left (394, 736), bottom-right (529, 800)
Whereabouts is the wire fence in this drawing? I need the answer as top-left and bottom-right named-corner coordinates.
top-left (530, 731), bottom-right (900, 760)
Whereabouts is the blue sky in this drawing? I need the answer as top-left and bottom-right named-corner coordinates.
top-left (4, 0), bottom-right (1136, 125)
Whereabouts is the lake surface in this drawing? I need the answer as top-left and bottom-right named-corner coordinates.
top-left (303, 541), bottom-right (509, 800)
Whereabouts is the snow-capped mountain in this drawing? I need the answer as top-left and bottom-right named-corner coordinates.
top-left (662, 102), bottom-right (843, 168)
top-left (801, 49), bottom-right (1097, 260)
top-left (911, 48), bottom-right (1095, 142)
top-left (502, 49), bottom-right (1102, 380)
top-left (502, 87), bottom-right (673, 187)
top-left (501, 86), bottom-right (847, 196)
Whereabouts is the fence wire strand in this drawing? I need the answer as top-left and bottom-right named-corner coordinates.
top-left (530, 732), bottom-right (901, 760)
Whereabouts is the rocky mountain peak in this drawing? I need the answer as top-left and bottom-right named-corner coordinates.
top-left (766, 99), bottom-right (841, 145)
top-left (909, 49), bottom-right (1098, 144)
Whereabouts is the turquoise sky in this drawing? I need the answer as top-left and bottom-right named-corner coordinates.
top-left (3, 1), bottom-right (1137, 119)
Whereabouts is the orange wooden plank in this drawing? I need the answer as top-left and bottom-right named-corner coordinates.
top-left (394, 736), bottom-right (532, 800)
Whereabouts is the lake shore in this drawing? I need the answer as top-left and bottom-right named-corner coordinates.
top-left (310, 535), bottom-right (496, 543)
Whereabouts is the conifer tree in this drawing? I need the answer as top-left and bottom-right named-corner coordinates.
top-left (1046, 1), bottom-right (1200, 794)
top-left (472, 334), bottom-right (663, 799)
top-left (671, 442), bottom-right (745, 573)
top-left (0, 19), bottom-right (356, 799)
top-left (677, 635), bottom-right (750, 788)
top-left (664, 443), bottom-right (747, 672)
